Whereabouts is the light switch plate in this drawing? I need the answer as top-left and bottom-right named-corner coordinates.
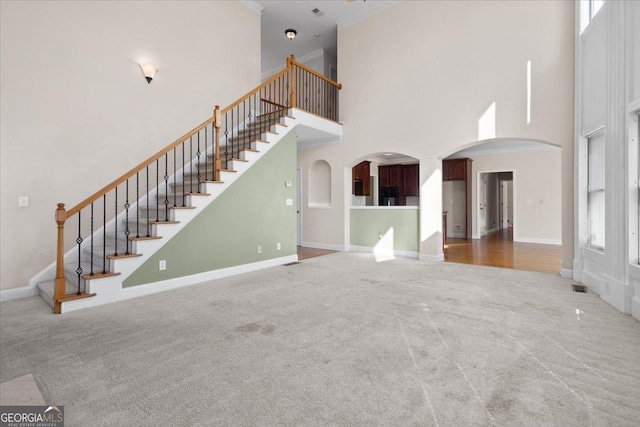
top-left (18, 196), bottom-right (29, 207)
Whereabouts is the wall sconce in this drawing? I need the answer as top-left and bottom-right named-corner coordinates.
top-left (139, 63), bottom-right (157, 84)
top-left (285, 29), bottom-right (297, 40)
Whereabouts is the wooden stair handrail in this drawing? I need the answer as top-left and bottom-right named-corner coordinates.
top-left (261, 98), bottom-right (288, 109)
top-left (290, 56), bottom-right (342, 90)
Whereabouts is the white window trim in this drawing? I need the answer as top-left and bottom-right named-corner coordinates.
top-left (629, 112), bottom-right (640, 265)
top-left (584, 128), bottom-right (606, 252)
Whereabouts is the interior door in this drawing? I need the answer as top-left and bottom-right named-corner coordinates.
top-left (501, 181), bottom-right (509, 229)
top-left (479, 173), bottom-right (487, 235)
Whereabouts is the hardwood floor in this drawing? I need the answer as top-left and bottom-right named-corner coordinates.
top-left (444, 227), bottom-right (562, 273)
top-left (297, 246), bottom-right (336, 261)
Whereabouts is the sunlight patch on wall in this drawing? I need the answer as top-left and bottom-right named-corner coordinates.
top-left (373, 227), bottom-right (395, 262)
top-left (527, 60), bottom-right (532, 124)
top-left (420, 168), bottom-right (442, 242)
top-left (478, 102), bottom-right (496, 141)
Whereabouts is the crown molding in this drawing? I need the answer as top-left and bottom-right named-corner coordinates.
top-left (337, 1), bottom-right (397, 30)
top-left (261, 48), bottom-right (326, 80)
top-left (297, 48), bottom-right (325, 65)
top-left (240, 1), bottom-right (263, 15)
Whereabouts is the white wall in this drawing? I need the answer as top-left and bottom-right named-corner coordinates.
top-left (0, 1), bottom-right (260, 291)
top-left (471, 149), bottom-right (561, 244)
top-left (575, 0), bottom-right (640, 320)
top-left (299, 0), bottom-right (574, 263)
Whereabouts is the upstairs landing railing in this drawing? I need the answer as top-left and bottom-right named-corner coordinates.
top-left (51, 56), bottom-right (341, 313)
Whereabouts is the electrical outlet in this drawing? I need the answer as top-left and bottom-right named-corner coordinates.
top-left (455, 224), bottom-right (461, 231)
top-left (159, 260), bottom-right (167, 271)
top-left (18, 196), bottom-right (29, 207)
top-left (276, 242), bottom-right (281, 250)
top-left (257, 245), bottom-right (262, 254)
top-left (285, 198), bottom-right (293, 206)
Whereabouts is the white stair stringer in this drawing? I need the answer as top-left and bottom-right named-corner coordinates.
top-left (55, 115), bottom-right (298, 313)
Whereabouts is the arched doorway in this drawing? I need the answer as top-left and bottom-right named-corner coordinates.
top-left (441, 138), bottom-right (562, 273)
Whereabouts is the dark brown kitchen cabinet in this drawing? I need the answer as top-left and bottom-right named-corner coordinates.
top-left (403, 164), bottom-right (419, 196)
top-left (443, 158), bottom-right (471, 181)
top-left (378, 164), bottom-right (419, 205)
top-left (379, 165), bottom-right (401, 188)
top-left (352, 161), bottom-right (371, 195)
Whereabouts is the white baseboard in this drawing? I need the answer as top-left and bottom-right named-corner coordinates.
top-left (600, 275), bottom-right (631, 314)
top-left (419, 253), bottom-right (445, 262)
top-left (120, 255), bottom-right (298, 301)
top-left (447, 232), bottom-right (466, 239)
top-left (631, 296), bottom-right (640, 322)
top-left (0, 285), bottom-right (37, 302)
top-left (484, 227), bottom-right (499, 236)
top-left (560, 268), bottom-right (573, 279)
top-left (301, 241), bottom-right (346, 252)
top-left (514, 237), bottom-right (562, 245)
top-left (348, 245), bottom-right (418, 259)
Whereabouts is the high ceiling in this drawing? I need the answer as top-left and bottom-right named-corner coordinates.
top-left (254, 0), bottom-right (396, 75)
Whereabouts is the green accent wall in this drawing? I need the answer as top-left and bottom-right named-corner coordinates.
top-left (350, 208), bottom-right (419, 252)
top-left (124, 131), bottom-right (297, 287)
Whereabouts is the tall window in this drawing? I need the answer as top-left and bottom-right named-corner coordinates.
top-left (580, 0), bottom-right (605, 32)
top-left (588, 132), bottom-right (605, 250)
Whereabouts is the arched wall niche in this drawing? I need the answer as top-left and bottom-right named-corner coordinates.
top-left (309, 159), bottom-right (332, 207)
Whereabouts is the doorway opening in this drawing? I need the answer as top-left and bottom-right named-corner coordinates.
top-left (478, 171), bottom-right (514, 240)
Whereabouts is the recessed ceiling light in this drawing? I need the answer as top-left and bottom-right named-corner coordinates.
top-left (314, 33), bottom-right (321, 38)
top-left (312, 8), bottom-right (325, 17)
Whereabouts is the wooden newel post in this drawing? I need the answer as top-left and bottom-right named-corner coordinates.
top-left (54, 203), bottom-right (67, 314)
top-left (288, 55), bottom-right (296, 109)
top-left (213, 105), bottom-right (221, 182)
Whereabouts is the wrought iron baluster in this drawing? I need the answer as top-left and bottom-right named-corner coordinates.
top-left (146, 166), bottom-right (150, 237)
top-left (224, 115), bottom-right (229, 167)
top-left (164, 155), bottom-right (169, 221)
top-left (196, 132), bottom-right (201, 192)
top-left (182, 140), bottom-right (186, 206)
top-left (236, 105), bottom-right (240, 161)
top-left (156, 159), bottom-right (160, 221)
top-left (189, 136), bottom-right (193, 194)
top-left (136, 172), bottom-right (140, 238)
top-left (90, 203), bottom-right (94, 276)
top-left (102, 194), bottom-right (107, 274)
top-left (124, 179), bottom-right (130, 255)
top-left (204, 127), bottom-right (208, 180)
top-left (114, 187), bottom-right (118, 256)
top-left (76, 212), bottom-right (83, 295)
top-left (173, 147), bottom-right (177, 207)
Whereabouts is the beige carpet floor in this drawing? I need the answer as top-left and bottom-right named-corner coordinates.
top-left (1, 252), bottom-right (639, 426)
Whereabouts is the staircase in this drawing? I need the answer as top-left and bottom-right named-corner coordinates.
top-left (33, 55), bottom-right (342, 314)
top-left (37, 110), bottom-right (294, 312)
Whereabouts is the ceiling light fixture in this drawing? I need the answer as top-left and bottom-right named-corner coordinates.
top-left (285, 29), bottom-right (297, 40)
